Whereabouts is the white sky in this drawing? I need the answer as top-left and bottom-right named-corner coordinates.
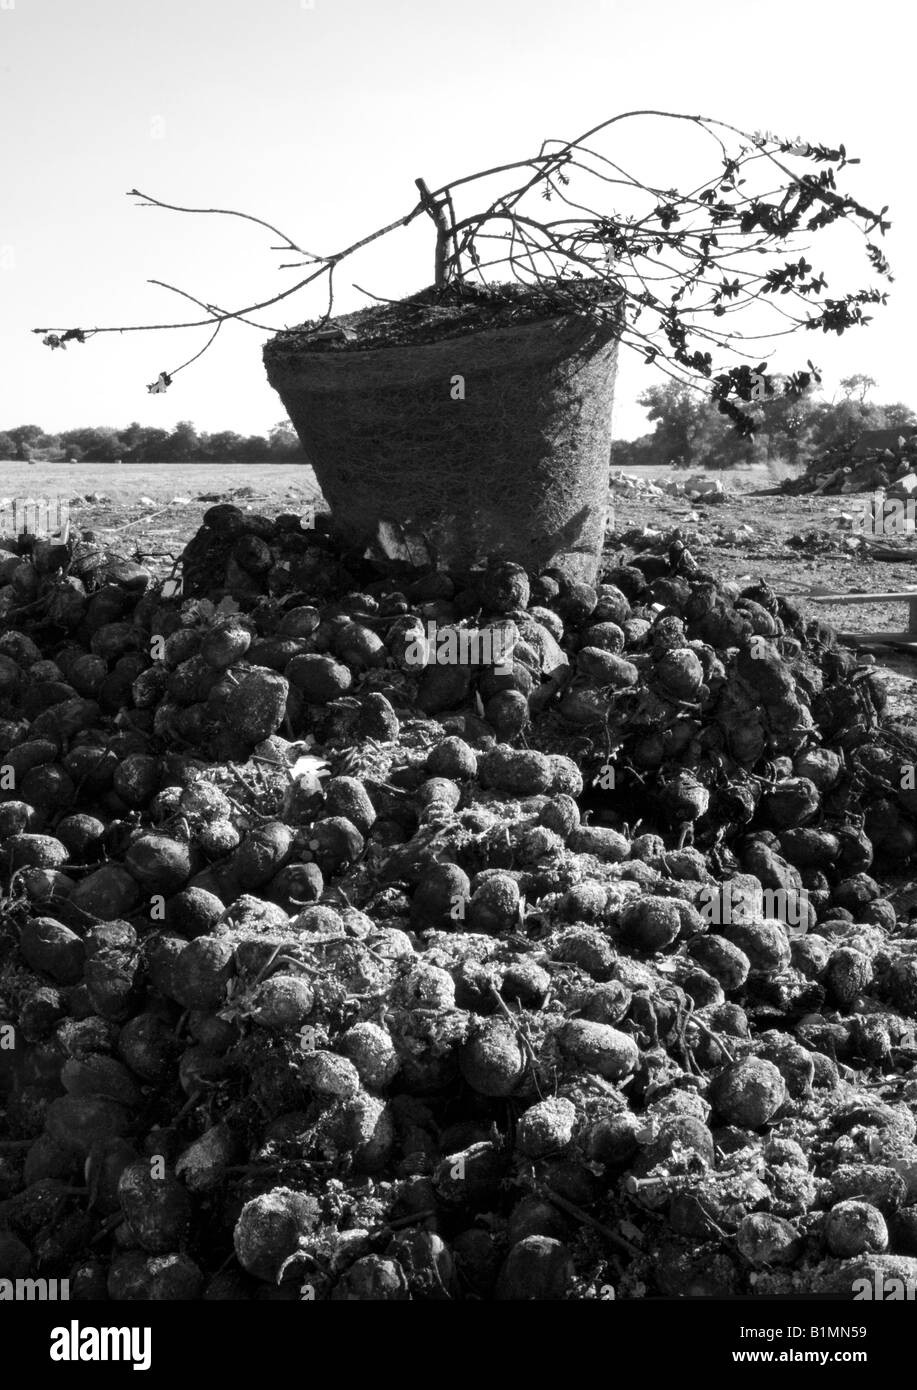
top-left (0, 0), bottom-right (912, 443)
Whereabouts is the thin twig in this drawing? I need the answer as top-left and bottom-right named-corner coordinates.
top-left (541, 1184), bottom-right (643, 1258)
top-left (489, 985), bottom-right (543, 1100)
top-left (32, 114), bottom-right (889, 414)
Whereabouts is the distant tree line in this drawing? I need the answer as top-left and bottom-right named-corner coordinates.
top-left (0, 421), bottom-right (306, 464)
top-left (613, 375), bottom-right (917, 471)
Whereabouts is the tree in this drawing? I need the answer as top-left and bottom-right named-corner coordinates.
top-left (840, 374), bottom-right (877, 404)
top-left (615, 387), bottom-right (917, 471)
top-left (238, 434), bottom-right (274, 462)
top-left (199, 430), bottom-right (245, 461)
top-left (751, 377), bottom-right (819, 467)
top-left (58, 426), bottom-right (122, 462)
top-left (883, 403), bottom-right (917, 432)
top-left (611, 433), bottom-right (660, 469)
top-left (269, 420), bottom-right (304, 460)
top-left (129, 427), bottom-right (170, 461)
top-left (157, 420), bottom-right (200, 462)
top-left (690, 407), bottom-right (758, 470)
top-left (636, 383), bottom-right (704, 468)
top-left (7, 425), bottom-right (45, 460)
top-left (809, 399), bottom-right (887, 453)
top-left (120, 421), bottom-right (162, 460)
top-left (0, 432), bottom-right (17, 459)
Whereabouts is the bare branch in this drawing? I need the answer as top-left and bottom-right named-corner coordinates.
top-left (33, 111), bottom-right (890, 409)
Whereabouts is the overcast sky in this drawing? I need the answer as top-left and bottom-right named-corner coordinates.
top-left (0, 0), bottom-right (911, 443)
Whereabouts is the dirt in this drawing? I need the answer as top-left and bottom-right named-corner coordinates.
top-left (0, 460), bottom-right (322, 579)
top-left (263, 279), bottom-right (624, 354)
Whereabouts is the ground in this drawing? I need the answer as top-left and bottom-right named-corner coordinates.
top-left (2, 457), bottom-right (916, 727)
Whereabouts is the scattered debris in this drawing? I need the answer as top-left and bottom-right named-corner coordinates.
top-left (783, 436), bottom-right (917, 496)
top-left (610, 471), bottom-right (732, 504)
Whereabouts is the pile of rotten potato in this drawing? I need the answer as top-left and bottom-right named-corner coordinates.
top-left (5, 503), bottom-right (917, 1301)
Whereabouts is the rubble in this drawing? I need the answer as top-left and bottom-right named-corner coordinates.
top-left (782, 435), bottom-right (917, 497)
top-left (610, 470), bottom-right (732, 503)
